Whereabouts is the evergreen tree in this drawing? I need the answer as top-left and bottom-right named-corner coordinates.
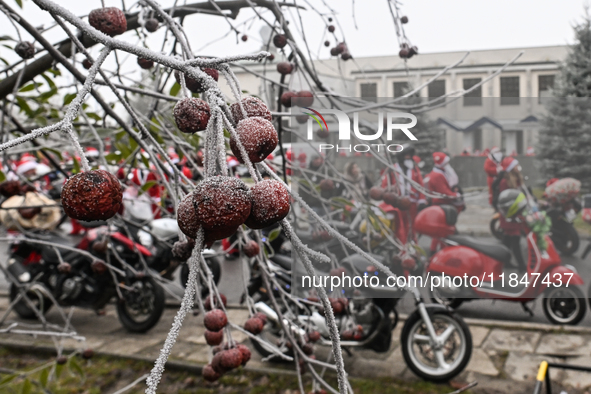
top-left (537, 15), bottom-right (591, 192)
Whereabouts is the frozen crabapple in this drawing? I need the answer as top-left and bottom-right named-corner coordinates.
top-left (174, 69), bottom-right (219, 94)
top-left (236, 344), bottom-right (251, 366)
top-left (82, 348), bottom-right (94, 359)
top-left (268, 53), bottom-right (275, 61)
top-left (88, 7), bottom-right (127, 37)
top-left (302, 342), bottom-right (314, 355)
top-left (294, 90), bottom-right (314, 107)
top-left (399, 48), bottom-right (409, 59)
top-left (330, 47), bottom-right (339, 56)
top-left (144, 18), bottom-right (159, 32)
top-left (280, 91), bottom-right (297, 108)
top-left (230, 96), bottom-right (272, 123)
top-left (319, 179), bottom-right (335, 191)
top-left (341, 52), bottom-right (352, 61)
top-left (57, 262), bottom-right (71, 274)
top-left (56, 356), bottom-right (68, 365)
top-left (220, 348), bottom-right (243, 370)
top-left (382, 191), bottom-right (400, 207)
top-left (177, 177), bottom-right (251, 243)
top-left (82, 59), bottom-right (92, 70)
top-left (336, 42), bottom-right (347, 54)
top-left (276, 61), bottom-right (293, 75)
top-left (14, 41), bottom-right (35, 59)
top-left (244, 317), bottom-right (264, 335)
top-left (204, 309), bottom-right (228, 332)
top-left (171, 239), bottom-right (196, 261)
top-left (324, 40), bottom-right (330, 47)
top-left (61, 170), bottom-right (123, 221)
top-left (204, 330), bottom-right (224, 346)
top-left (91, 260), bottom-right (107, 275)
top-left (328, 25), bottom-right (335, 33)
top-left (137, 57), bottom-right (154, 69)
top-left (241, 34), bottom-right (248, 42)
top-left (369, 187), bottom-right (385, 200)
top-left (243, 240), bottom-right (260, 257)
top-left (18, 207), bottom-right (40, 220)
top-left (307, 331), bottom-right (321, 343)
top-left (253, 312), bottom-right (267, 325)
top-left (0, 181), bottom-right (22, 197)
top-left (211, 352), bottom-right (227, 374)
top-left (202, 364), bottom-right (220, 382)
top-left (245, 180), bottom-right (290, 229)
top-left (173, 97), bottom-right (211, 134)
top-left (400, 15), bottom-right (409, 24)
top-left (296, 114), bottom-right (308, 124)
top-left (203, 294), bottom-right (227, 311)
top-left (317, 128), bottom-right (329, 139)
top-left (273, 34), bottom-right (288, 48)
top-left (230, 117), bottom-right (278, 164)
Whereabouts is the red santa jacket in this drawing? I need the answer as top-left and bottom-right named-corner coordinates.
top-left (426, 168), bottom-right (461, 206)
top-left (484, 157), bottom-right (499, 204)
top-left (380, 163), bottom-right (426, 205)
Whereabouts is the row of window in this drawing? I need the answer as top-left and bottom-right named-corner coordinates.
top-left (360, 74), bottom-right (555, 105)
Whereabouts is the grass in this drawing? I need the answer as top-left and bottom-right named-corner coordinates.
top-left (0, 346), bottom-right (465, 394)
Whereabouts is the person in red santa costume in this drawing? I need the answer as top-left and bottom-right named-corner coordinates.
top-left (483, 147), bottom-right (503, 206)
top-left (425, 152), bottom-right (464, 210)
top-left (380, 146), bottom-right (427, 240)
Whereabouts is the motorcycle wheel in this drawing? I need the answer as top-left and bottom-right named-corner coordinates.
top-left (116, 277), bottom-right (165, 333)
top-left (401, 308), bottom-right (472, 382)
top-left (428, 287), bottom-right (464, 309)
top-left (9, 283), bottom-right (52, 320)
top-left (542, 285), bottom-right (586, 325)
top-left (179, 255), bottom-right (222, 296)
top-left (489, 217), bottom-right (504, 240)
top-left (550, 219), bottom-right (580, 256)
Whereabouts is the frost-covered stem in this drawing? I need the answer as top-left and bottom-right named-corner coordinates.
top-left (143, 0), bottom-right (193, 59)
top-left (145, 230), bottom-right (204, 394)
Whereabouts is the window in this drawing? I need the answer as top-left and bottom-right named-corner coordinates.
top-left (538, 75), bottom-right (555, 103)
top-left (463, 78), bottom-right (482, 106)
top-left (500, 76), bottom-right (520, 105)
top-left (393, 82), bottom-right (410, 98)
top-left (473, 129), bottom-right (483, 151)
top-left (360, 82), bottom-right (377, 102)
top-left (428, 80), bottom-right (446, 98)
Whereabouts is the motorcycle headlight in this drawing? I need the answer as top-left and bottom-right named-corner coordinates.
top-left (137, 230), bottom-right (153, 249)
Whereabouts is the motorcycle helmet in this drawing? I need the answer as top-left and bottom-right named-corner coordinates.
top-left (498, 189), bottom-right (527, 219)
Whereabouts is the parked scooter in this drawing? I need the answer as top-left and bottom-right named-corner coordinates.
top-left (244, 226), bottom-right (473, 382)
top-left (419, 204), bottom-right (586, 325)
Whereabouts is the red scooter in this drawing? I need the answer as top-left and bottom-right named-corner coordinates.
top-left (415, 205), bottom-right (586, 325)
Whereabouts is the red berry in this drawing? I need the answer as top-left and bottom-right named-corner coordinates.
top-left (253, 312), bottom-right (267, 325)
top-left (173, 98), bottom-right (211, 134)
top-left (276, 62), bottom-right (293, 75)
top-left (280, 91), bottom-right (297, 108)
top-left (316, 128), bottom-right (329, 139)
top-left (89, 7), bottom-right (127, 37)
top-left (341, 52), bottom-right (352, 61)
top-left (137, 57), bottom-right (154, 69)
top-left (336, 42), bottom-right (347, 54)
top-left (0, 181), bottom-right (22, 197)
top-left (61, 170), bottom-right (123, 221)
top-left (382, 192), bottom-right (400, 207)
top-left (245, 180), bottom-right (290, 229)
top-left (91, 260), bottom-right (107, 275)
top-left (400, 15), bottom-right (409, 24)
top-left (341, 329), bottom-right (354, 340)
top-left (204, 330), bottom-right (224, 346)
top-left (211, 352), bottom-right (227, 374)
top-left (230, 117), bottom-right (278, 164)
top-left (203, 294), bottom-right (227, 311)
top-left (295, 114), bottom-right (308, 124)
top-left (301, 342), bottom-right (314, 355)
top-left (324, 40), bottom-right (330, 47)
top-left (82, 59), bottom-right (92, 69)
top-left (204, 309), bottom-right (228, 332)
top-left (268, 53), bottom-right (275, 61)
top-left (273, 34), bottom-right (288, 48)
top-left (202, 364), bottom-right (220, 382)
top-left (327, 25), bottom-right (335, 33)
top-left (241, 34), bottom-right (248, 42)
top-left (18, 207), bottom-right (40, 219)
top-left (307, 331), bottom-right (321, 342)
top-left (294, 90), bottom-right (314, 107)
top-left (319, 179), bottom-right (334, 191)
top-left (230, 97), bottom-right (272, 124)
top-left (243, 240), bottom-right (260, 258)
top-left (236, 344), bottom-right (251, 366)
top-left (145, 18), bottom-right (159, 33)
top-left (172, 239), bottom-right (196, 261)
top-left (56, 356), bottom-right (67, 365)
top-left (15, 41), bottom-right (35, 59)
top-left (399, 48), bottom-right (409, 59)
top-left (174, 68), bottom-right (219, 94)
top-left (82, 348), bottom-right (94, 359)
top-left (220, 348), bottom-right (243, 370)
top-left (330, 47), bottom-right (339, 56)
top-left (369, 187), bottom-right (384, 200)
top-left (330, 298), bottom-right (344, 315)
top-left (177, 177), bottom-right (251, 242)
top-left (244, 317), bottom-right (264, 335)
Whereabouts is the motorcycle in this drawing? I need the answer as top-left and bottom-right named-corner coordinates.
top-left (420, 205), bottom-right (586, 325)
top-left (243, 226), bottom-right (473, 382)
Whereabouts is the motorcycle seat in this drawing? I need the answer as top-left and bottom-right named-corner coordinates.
top-left (447, 235), bottom-right (512, 262)
top-left (41, 246), bottom-right (80, 264)
top-left (270, 254), bottom-right (292, 271)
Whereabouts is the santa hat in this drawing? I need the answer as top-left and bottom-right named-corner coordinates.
top-left (227, 156), bottom-right (240, 168)
top-left (297, 152), bottom-right (307, 162)
top-left (489, 146), bottom-right (503, 163)
top-left (16, 160), bottom-right (37, 175)
top-left (20, 153), bottom-right (37, 162)
top-left (432, 152), bottom-right (449, 168)
top-left (501, 157), bottom-right (519, 172)
top-left (546, 178), bottom-right (559, 188)
top-left (267, 153), bottom-right (274, 161)
top-left (129, 168), bottom-right (147, 186)
top-left (182, 166), bottom-right (192, 178)
top-left (86, 147), bottom-right (99, 158)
